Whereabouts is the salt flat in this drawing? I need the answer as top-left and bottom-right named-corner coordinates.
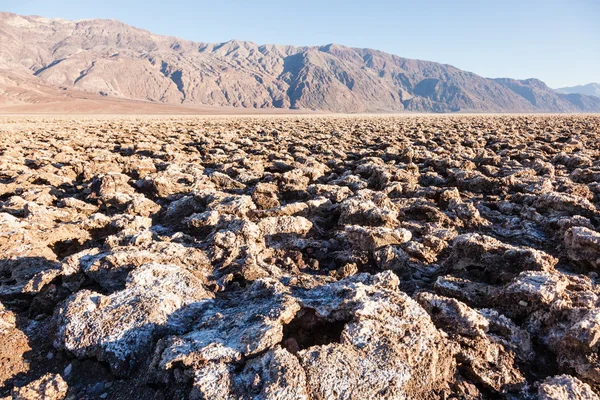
top-left (1, 114), bottom-right (599, 399)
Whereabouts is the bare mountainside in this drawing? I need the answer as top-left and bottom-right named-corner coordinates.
top-left (1, 12), bottom-right (600, 113)
top-left (0, 70), bottom-right (234, 114)
top-left (556, 83), bottom-right (600, 98)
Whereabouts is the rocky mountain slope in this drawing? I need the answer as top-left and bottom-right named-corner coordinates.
top-left (0, 70), bottom-right (227, 114)
top-left (1, 12), bottom-right (599, 113)
top-left (556, 83), bottom-right (600, 98)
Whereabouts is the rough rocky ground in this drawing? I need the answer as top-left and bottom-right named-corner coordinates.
top-left (0, 114), bottom-right (599, 399)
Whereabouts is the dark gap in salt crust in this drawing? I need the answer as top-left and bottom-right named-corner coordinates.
top-left (0, 192), bottom-right (14, 202)
top-left (49, 238), bottom-right (90, 260)
top-left (456, 365), bottom-right (504, 400)
top-left (281, 307), bottom-right (349, 353)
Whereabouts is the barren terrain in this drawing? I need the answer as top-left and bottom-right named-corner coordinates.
top-left (2, 12), bottom-right (600, 113)
top-left (1, 114), bottom-right (600, 399)
top-left (0, 71), bottom-right (310, 115)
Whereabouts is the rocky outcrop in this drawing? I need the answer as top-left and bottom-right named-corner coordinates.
top-left (148, 271), bottom-right (456, 399)
top-left (0, 303), bottom-right (30, 388)
top-left (10, 374), bottom-right (68, 400)
top-left (54, 264), bottom-right (213, 376)
top-left (538, 375), bottom-right (599, 400)
top-left (564, 227), bottom-right (600, 269)
top-left (295, 272), bottom-right (456, 399)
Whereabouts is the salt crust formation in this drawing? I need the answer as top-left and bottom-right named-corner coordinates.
top-left (0, 114), bottom-right (599, 399)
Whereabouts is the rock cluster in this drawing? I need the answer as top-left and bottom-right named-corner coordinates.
top-left (0, 114), bottom-right (599, 399)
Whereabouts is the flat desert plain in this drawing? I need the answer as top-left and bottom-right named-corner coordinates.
top-left (1, 114), bottom-right (600, 399)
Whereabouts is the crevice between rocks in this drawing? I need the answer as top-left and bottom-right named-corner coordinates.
top-left (281, 307), bottom-right (349, 354)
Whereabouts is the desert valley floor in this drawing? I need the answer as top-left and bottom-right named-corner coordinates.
top-left (1, 114), bottom-right (600, 399)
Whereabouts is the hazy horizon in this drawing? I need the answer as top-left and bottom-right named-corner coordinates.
top-left (2, 0), bottom-right (598, 88)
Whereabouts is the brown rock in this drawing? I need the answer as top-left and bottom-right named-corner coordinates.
top-left (12, 374), bottom-right (68, 400)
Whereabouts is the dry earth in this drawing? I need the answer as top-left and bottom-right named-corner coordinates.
top-left (1, 114), bottom-right (600, 399)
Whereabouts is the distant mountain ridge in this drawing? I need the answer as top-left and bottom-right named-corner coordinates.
top-left (556, 83), bottom-right (600, 98)
top-left (1, 12), bottom-right (599, 113)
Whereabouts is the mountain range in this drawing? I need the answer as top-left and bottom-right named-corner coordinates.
top-left (1, 12), bottom-right (599, 113)
top-left (555, 83), bottom-right (600, 98)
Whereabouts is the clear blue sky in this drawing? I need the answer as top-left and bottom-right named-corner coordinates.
top-left (2, 0), bottom-right (598, 88)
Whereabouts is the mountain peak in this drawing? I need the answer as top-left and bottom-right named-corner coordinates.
top-left (556, 83), bottom-right (600, 98)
